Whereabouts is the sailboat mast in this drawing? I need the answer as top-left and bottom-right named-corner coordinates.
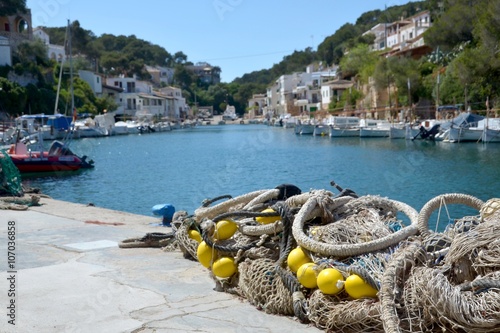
top-left (53, 23), bottom-right (68, 115)
top-left (68, 19), bottom-right (75, 116)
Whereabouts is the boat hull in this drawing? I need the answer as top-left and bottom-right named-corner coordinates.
top-left (445, 128), bottom-right (482, 143)
top-left (482, 128), bottom-right (500, 143)
top-left (313, 125), bottom-right (329, 136)
top-left (329, 128), bottom-right (360, 137)
top-left (8, 153), bottom-right (83, 173)
top-left (359, 128), bottom-right (389, 138)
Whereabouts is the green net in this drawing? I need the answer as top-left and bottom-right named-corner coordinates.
top-left (0, 150), bottom-right (23, 196)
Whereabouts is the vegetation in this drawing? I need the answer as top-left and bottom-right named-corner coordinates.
top-left (1, 0), bottom-right (499, 117)
top-left (0, 0), bottom-right (27, 17)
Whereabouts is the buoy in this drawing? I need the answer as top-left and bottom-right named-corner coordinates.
top-left (196, 241), bottom-right (216, 268)
top-left (287, 247), bottom-right (312, 273)
top-left (214, 219), bottom-right (238, 240)
top-left (255, 208), bottom-right (281, 224)
top-left (212, 257), bottom-right (237, 278)
top-left (344, 274), bottom-right (378, 299)
top-left (188, 229), bottom-right (202, 243)
top-left (317, 268), bottom-right (344, 295)
top-left (297, 263), bottom-right (318, 289)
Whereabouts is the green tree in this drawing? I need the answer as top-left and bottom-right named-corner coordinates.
top-left (0, 0), bottom-right (27, 16)
top-left (338, 44), bottom-right (378, 83)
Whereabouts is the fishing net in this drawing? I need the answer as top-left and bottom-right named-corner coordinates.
top-left (308, 289), bottom-right (383, 332)
top-left (0, 150), bottom-right (23, 196)
top-left (237, 258), bottom-right (295, 316)
top-left (159, 186), bottom-right (500, 332)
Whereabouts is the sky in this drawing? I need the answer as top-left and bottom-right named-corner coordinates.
top-left (26, 0), bottom-right (411, 82)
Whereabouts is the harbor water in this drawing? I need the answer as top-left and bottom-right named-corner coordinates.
top-left (23, 124), bottom-right (500, 229)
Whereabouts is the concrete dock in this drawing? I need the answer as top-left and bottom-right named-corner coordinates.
top-left (0, 197), bottom-right (321, 333)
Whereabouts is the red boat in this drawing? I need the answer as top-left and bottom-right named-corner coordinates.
top-left (6, 139), bottom-right (94, 173)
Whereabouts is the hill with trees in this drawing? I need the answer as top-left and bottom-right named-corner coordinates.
top-left (2, 0), bottom-right (499, 117)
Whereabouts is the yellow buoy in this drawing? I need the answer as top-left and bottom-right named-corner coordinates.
top-left (212, 256), bottom-right (237, 278)
top-left (317, 268), bottom-right (344, 295)
top-left (188, 229), bottom-right (202, 243)
top-left (196, 241), bottom-right (216, 268)
top-left (297, 263), bottom-right (318, 289)
top-left (214, 220), bottom-right (238, 240)
top-left (255, 208), bottom-right (281, 224)
top-left (344, 274), bottom-right (378, 299)
top-left (287, 247), bottom-right (312, 273)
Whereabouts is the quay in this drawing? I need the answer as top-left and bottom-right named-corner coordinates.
top-left (0, 197), bottom-right (321, 333)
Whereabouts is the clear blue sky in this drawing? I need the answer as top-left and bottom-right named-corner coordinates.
top-left (27, 0), bottom-right (410, 82)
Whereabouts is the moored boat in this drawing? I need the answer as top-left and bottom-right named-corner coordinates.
top-left (5, 134), bottom-right (94, 173)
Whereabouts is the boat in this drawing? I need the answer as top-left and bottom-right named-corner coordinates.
top-left (481, 118), bottom-right (500, 143)
top-left (313, 124), bottom-right (329, 136)
top-left (359, 119), bottom-right (391, 138)
top-left (5, 132), bottom-right (94, 173)
top-left (438, 112), bottom-right (484, 143)
top-left (294, 119), bottom-right (315, 135)
top-left (73, 117), bottom-right (108, 138)
top-left (4, 20), bottom-right (94, 174)
top-left (328, 116), bottom-right (360, 137)
top-left (389, 123), bottom-right (420, 139)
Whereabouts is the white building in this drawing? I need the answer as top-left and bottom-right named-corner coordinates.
top-left (364, 10), bottom-right (431, 54)
top-left (145, 65), bottom-right (175, 86)
top-left (158, 86), bottom-right (189, 120)
top-left (106, 76), bottom-right (168, 118)
top-left (264, 65), bottom-right (337, 117)
top-left (79, 70), bottom-right (102, 95)
top-left (320, 79), bottom-right (354, 111)
top-left (32, 27), bottom-right (66, 62)
top-left (247, 94), bottom-right (266, 118)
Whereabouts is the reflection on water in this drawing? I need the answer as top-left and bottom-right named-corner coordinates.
top-left (24, 125), bottom-right (500, 230)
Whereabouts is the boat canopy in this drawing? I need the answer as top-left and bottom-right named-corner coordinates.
top-left (440, 112), bottom-right (484, 130)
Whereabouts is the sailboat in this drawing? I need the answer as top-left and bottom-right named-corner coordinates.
top-left (5, 20), bottom-right (94, 174)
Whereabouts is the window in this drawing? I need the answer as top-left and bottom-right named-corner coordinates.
top-left (126, 82), bottom-right (135, 93)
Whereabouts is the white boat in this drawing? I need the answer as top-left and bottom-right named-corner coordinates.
top-left (444, 127), bottom-right (482, 143)
top-left (481, 118), bottom-right (500, 143)
top-left (313, 125), bottom-right (329, 136)
top-left (329, 127), bottom-right (360, 137)
top-left (359, 119), bottom-right (391, 138)
top-left (482, 128), bottom-right (500, 143)
top-left (73, 118), bottom-right (107, 138)
top-left (113, 121), bottom-right (129, 135)
top-left (283, 115), bottom-right (298, 128)
top-left (294, 118), bottom-right (315, 135)
top-left (438, 112), bottom-right (485, 143)
top-left (389, 123), bottom-right (420, 139)
top-left (94, 113), bottom-right (115, 136)
top-left (327, 116), bottom-right (360, 137)
top-left (153, 122), bottom-right (172, 132)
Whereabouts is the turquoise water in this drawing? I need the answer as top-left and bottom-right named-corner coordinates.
top-left (23, 125), bottom-right (500, 228)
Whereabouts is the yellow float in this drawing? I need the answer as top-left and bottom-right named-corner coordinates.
top-left (212, 257), bottom-right (237, 278)
top-left (214, 219), bottom-right (238, 240)
top-left (196, 241), bottom-right (216, 268)
top-left (297, 263), bottom-right (319, 289)
top-left (255, 208), bottom-right (281, 224)
top-left (317, 268), bottom-right (344, 295)
top-left (287, 247), bottom-right (312, 273)
top-left (344, 274), bottom-right (378, 299)
top-left (188, 229), bottom-right (202, 243)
